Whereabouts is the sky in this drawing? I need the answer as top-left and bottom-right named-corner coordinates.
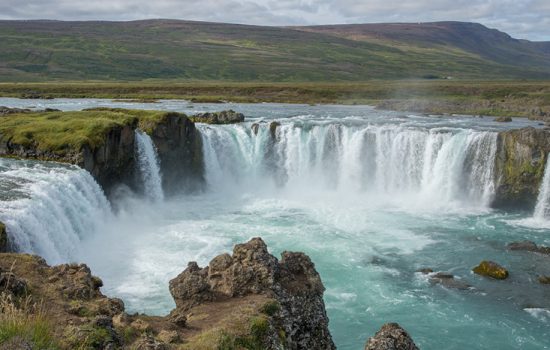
top-left (1, 0), bottom-right (549, 41)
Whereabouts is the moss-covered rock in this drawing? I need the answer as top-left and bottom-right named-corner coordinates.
top-left (493, 127), bottom-right (550, 209)
top-left (472, 260), bottom-right (509, 280)
top-left (0, 108), bottom-right (206, 196)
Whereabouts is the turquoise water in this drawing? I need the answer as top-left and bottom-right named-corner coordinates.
top-left (0, 98), bottom-right (549, 349)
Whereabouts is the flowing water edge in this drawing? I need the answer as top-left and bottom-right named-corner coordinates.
top-left (0, 99), bottom-right (549, 349)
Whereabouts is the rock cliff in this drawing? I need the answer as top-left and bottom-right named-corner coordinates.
top-left (0, 108), bottom-right (205, 196)
top-left (493, 127), bottom-right (550, 209)
top-left (148, 112), bottom-right (204, 193)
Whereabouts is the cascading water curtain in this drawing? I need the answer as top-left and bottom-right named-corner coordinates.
top-left (533, 154), bottom-right (550, 220)
top-left (197, 122), bottom-right (498, 209)
top-left (0, 159), bottom-right (111, 263)
top-left (135, 130), bottom-right (164, 202)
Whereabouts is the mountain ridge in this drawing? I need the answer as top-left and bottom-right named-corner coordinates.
top-left (0, 19), bottom-right (549, 81)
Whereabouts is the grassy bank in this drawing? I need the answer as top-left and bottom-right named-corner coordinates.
top-left (0, 109), bottom-right (179, 155)
top-left (0, 80), bottom-right (549, 119)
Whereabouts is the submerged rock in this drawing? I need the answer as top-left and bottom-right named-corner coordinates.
top-left (507, 241), bottom-right (550, 255)
top-left (365, 323), bottom-right (419, 350)
top-left (190, 109), bottom-right (245, 124)
top-left (539, 276), bottom-right (550, 284)
top-left (418, 269), bottom-right (472, 290)
top-left (473, 261), bottom-right (509, 280)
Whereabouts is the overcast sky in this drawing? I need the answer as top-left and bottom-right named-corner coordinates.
top-left (1, 0), bottom-right (549, 41)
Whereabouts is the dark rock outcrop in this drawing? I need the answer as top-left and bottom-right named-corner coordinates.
top-left (365, 323), bottom-right (419, 350)
top-left (190, 110), bottom-right (245, 124)
top-left (507, 241), bottom-right (550, 255)
top-left (493, 127), bottom-right (550, 209)
top-left (148, 113), bottom-right (204, 193)
top-left (169, 237), bottom-right (336, 349)
top-left (81, 122), bottom-right (137, 195)
top-left (472, 260), bottom-right (509, 280)
top-left (0, 221), bottom-right (7, 252)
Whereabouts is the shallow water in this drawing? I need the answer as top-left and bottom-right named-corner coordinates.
top-left (1, 98), bottom-right (549, 349)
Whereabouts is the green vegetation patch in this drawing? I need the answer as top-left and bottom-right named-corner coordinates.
top-left (0, 108), bottom-right (183, 155)
top-left (0, 294), bottom-right (59, 350)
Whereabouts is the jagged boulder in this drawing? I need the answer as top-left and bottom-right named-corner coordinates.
top-left (169, 237), bottom-right (335, 350)
top-left (472, 261), bottom-right (509, 280)
top-left (190, 110), bottom-right (245, 124)
top-left (365, 323), bottom-right (419, 350)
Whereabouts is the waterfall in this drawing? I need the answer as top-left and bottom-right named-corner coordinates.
top-left (533, 155), bottom-right (550, 219)
top-left (198, 122), bottom-right (498, 210)
top-left (0, 159), bottom-right (111, 264)
top-left (135, 130), bottom-right (164, 201)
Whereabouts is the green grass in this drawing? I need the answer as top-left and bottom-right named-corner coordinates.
top-left (0, 294), bottom-right (59, 350)
top-left (0, 20), bottom-right (549, 82)
top-left (0, 109), bottom-right (180, 155)
top-left (0, 80), bottom-right (548, 118)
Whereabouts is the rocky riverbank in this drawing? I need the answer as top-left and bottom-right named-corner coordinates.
top-left (0, 238), bottom-right (342, 349)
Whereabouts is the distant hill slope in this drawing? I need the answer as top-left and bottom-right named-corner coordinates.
top-left (0, 19), bottom-right (548, 81)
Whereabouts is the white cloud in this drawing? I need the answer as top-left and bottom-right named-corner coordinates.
top-left (0, 0), bottom-right (548, 40)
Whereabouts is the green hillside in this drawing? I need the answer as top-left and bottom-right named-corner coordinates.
top-left (0, 19), bottom-right (549, 81)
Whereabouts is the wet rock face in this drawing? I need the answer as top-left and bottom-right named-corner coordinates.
top-left (0, 221), bottom-right (7, 252)
top-left (472, 260), bottom-right (509, 280)
top-left (81, 123), bottom-right (137, 196)
top-left (493, 127), bottom-right (550, 209)
top-left (149, 113), bottom-right (204, 194)
top-left (169, 237), bottom-right (336, 350)
top-left (365, 323), bottom-right (419, 350)
top-left (190, 110), bottom-right (245, 124)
